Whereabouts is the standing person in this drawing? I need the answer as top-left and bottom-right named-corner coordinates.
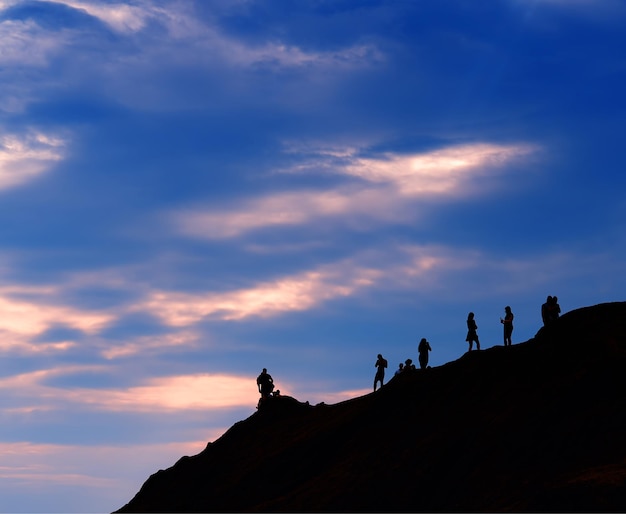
top-left (500, 306), bottom-right (514, 346)
top-left (541, 296), bottom-right (552, 326)
top-left (466, 312), bottom-right (480, 351)
top-left (548, 295), bottom-right (561, 322)
top-left (256, 368), bottom-right (274, 401)
top-left (418, 338), bottom-right (432, 369)
top-left (373, 354), bottom-right (388, 391)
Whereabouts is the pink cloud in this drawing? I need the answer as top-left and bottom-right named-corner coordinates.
top-left (0, 131), bottom-right (67, 189)
top-left (134, 263), bottom-right (383, 325)
top-left (174, 142), bottom-right (538, 240)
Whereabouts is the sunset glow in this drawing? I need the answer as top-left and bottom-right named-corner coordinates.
top-left (0, 0), bottom-right (624, 511)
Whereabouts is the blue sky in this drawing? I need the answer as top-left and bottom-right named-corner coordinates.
top-left (0, 0), bottom-right (625, 511)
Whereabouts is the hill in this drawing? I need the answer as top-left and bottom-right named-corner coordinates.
top-left (114, 301), bottom-right (626, 512)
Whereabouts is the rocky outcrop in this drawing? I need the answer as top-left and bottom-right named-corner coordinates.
top-left (115, 302), bottom-right (626, 513)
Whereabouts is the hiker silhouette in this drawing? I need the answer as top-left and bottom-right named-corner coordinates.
top-left (394, 362), bottom-right (404, 376)
top-left (551, 296), bottom-right (561, 320)
top-left (374, 354), bottom-right (388, 391)
top-left (418, 338), bottom-right (432, 369)
top-left (466, 312), bottom-right (480, 351)
top-left (256, 368), bottom-right (274, 401)
top-left (541, 296), bottom-right (561, 326)
top-left (541, 296), bottom-right (552, 326)
top-left (501, 306), bottom-right (514, 346)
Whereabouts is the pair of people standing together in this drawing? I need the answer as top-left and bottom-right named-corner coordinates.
top-left (467, 306), bottom-right (514, 351)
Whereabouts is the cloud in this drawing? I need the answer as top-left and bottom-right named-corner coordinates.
top-left (0, 1), bottom-right (384, 114)
top-left (0, 18), bottom-right (64, 67)
top-left (0, 439), bottom-right (212, 512)
top-left (342, 143), bottom-right (536, 195)
top-left (0, 366), bottom-right (266, 412)
top-left (129, 244), bottom-right (480, 325)
top-left (0, 288), bottom-right (111, 336)
top-left (0, 243), bottom-right (472, 358)
top-left (0, 439), bottom-right (207, 481)
top-left (133, 263), bottom-right (383, 324)
top-left (0, 0), bottom-right (382, 69)
top-left (0, 282), bottom-right (113, 355)
top-left (100, 330), bottom-right (200, 359)
top-left (0, 0), bottom-right (155, 33)
top-left (78, 373), bottom-right (259, 411)
top-left (219, 39), bottom-right (383, 70)
top-left (175, 187), bottom-right (404, 239)
top-left (0, 362), bottom-right (375, 419)
top-left (58, 0), bottom-right (152, 33)
top-left (175, 142), bottom-right (537, 239)
top-left (0, 131), bottom-right (67, 190)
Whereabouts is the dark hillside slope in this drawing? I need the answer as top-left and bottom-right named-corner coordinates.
top-left (115, 302), bottom-right (626, 512)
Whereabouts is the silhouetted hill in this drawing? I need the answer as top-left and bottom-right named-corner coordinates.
top-left (115, 302), bottom-right (626, 512)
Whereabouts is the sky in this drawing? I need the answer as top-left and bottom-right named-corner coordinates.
top-left (0, 0), bottom-right (625, 511)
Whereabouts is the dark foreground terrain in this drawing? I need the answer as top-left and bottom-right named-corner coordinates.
top-left (115, 301), bottom-right (626, 512)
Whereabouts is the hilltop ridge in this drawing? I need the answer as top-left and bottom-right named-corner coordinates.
top-left (115, 301), bottom-right (626, 512)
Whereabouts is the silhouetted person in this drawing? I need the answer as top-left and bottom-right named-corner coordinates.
top-left (374, 354), bottom-right (388, 391)
top-left (395, 363), bottom-right (404, 376)
top-left (501, 306), bottom-right (514, 346)
top-left (256, 368), bottom-right (274, 401)
top-left (418, 338), bottom-right (432, 369)
top-left (466, 312), bottom-right (480, 351)
top-left (541, 296), bottom-right (552, 326)
top-left (405, 358), bottom-right (416, 370)
top-left (542, 295), bottom-right (561, 325)
top-left (548, 295), bottom-right (561, 321)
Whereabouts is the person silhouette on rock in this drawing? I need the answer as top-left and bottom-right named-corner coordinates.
top-left (541, 296), bottom-right (552, 326)
top-left (548, 295), bottom-right (561, 322)
top-left (466, 312), bottom-right (480, 351)
top-left (501, 306), bottom-right (514, 346)
top-left (374, 354), bottom-right (388, 391)
top-left (418, 338), bottom-right (432, 369)
top-left (256, 368), bottom-right (274, 401)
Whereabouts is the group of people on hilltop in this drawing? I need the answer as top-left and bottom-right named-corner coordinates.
top-left (467, 298), bottom-right (561, 353)
top-left (466, 305), bottom-right (514, 351)
top-left (259, 297), bottom-right (560, 400)
top-left (374, 298), bottom-right (564, 391)
top-left (374, 337), bottom-right (432, 392)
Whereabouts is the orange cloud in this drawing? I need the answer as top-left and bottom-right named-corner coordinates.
top-left (0, 368), bottom-right (259, 412)
top-left (73, 373), bottom-right (259, 411)
top-left (0, 287), bottom-right (113, 356)
top-left (0, 364), bottom-right (372, 415)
